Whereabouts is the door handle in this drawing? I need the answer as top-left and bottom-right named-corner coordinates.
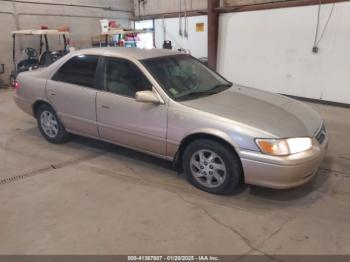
top-left (101, 105), bottom-right (110, 109)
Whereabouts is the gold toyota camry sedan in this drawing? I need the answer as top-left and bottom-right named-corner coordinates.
top-left (14, 47), bottom-right (328, 194)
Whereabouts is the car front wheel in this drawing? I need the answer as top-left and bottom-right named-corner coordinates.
top-left (36, 104), bottom-right (71, 144)
top-left (183, 139), bottom-right (242, 195)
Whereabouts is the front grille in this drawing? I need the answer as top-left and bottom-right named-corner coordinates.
top-left (315, 123), bottom-right (326, 144)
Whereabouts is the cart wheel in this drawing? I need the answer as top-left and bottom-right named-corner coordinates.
top-left (9, 74), bottom-right (16, 88)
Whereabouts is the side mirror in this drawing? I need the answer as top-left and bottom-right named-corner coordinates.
top-left (135, 90), bottom-right (161, 104)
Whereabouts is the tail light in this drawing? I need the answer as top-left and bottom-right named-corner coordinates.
top-left (14, 81), bottom-right (20, 90)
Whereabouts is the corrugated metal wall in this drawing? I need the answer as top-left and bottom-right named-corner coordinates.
top-left (0, 0), bottom-right (132, 86)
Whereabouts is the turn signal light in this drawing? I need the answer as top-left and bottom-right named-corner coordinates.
top-left (256, 137), bottom-right (313, 156)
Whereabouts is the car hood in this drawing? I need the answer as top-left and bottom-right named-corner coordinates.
top-left (180, 85), bottom-right (322, 138)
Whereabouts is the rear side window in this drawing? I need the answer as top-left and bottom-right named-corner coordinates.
top-left (52, 55), bottom-right (99, 88)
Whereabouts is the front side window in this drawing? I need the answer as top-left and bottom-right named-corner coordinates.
top-left (103, 57), bottom-right (152, 97)
top-left (142, 55), bottom-right (232, 101)
top-left (52, 55), bottom-right (99, 88)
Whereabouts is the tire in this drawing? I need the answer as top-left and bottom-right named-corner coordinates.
top-left (36, 104), bottom-right (71, 144)
top-left (183, 139), bottom-right (242, 195)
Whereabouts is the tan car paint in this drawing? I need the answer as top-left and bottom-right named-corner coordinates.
top-left (14, 47), bottom-right (328, 189)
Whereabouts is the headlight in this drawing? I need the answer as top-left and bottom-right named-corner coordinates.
top-left (256, 137), bottom-right (312, 156)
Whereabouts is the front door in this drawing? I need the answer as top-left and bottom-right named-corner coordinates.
top-left (96, 57), bottom-right (167, 156)
top-left (46, 55), bottom-right (100, 137)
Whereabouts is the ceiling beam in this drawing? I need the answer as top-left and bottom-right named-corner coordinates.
top-left (217, 0), bottom-right (348, 13)
top-left (131, 10), bottom-right (207, 20)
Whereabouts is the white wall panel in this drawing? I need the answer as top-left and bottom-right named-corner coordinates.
top-left (154, 15), bottom-right (208, 58)
top-left (217, 2), bottom-right (350, 104)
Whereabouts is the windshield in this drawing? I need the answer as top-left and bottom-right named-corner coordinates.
top-left (142, 55), bottom-right (232, 101)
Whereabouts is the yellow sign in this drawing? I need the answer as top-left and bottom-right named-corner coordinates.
top-left (196, 23), bottom-right (205, 32)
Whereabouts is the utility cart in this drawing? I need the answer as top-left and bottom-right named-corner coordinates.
top-left (10, 29), bottom-right (70, 86)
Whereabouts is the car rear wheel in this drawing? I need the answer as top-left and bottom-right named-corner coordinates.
top-left (36, 104), bottom-right (71, 144)
top-left (183, 139), bottom-right (242, 195)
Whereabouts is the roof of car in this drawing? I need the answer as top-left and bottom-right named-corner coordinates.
top-left (77, 47), bottom-right (183, 60)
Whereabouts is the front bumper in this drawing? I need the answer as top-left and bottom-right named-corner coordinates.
top-left (240, 134), bottom-right (328, 189)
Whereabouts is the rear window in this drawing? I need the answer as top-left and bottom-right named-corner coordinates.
top-left (52, 55), bottom-right (99, 88)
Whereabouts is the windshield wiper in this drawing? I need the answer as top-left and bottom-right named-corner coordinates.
top-left (207, 83), bottom-right (233, 94)
top-left (176, 83), bottom-right (232, 101)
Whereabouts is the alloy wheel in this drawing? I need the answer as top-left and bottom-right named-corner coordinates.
top-left (190, 149), bottom-right (227, 188)
top-left (40, 110), bottom-right (59, 138)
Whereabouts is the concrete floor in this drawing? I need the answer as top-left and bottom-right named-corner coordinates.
top-left (0, 88), bottom-right (349, 257)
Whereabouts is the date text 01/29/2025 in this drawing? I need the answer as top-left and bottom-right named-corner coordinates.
top-left (127, 256), bottom-right (220, 261)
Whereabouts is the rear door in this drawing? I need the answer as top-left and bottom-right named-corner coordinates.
top-left (46, 55), bottom-right (100, 137)
top-left (96, 56), bottom-right (167, 156)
